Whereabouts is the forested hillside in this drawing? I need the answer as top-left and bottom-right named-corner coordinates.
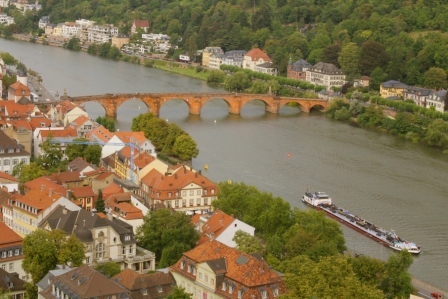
top-left (4, 0), bottom-right (448, 84)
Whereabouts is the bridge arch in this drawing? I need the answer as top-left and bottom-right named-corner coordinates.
top-left (278, 100), bottom-right (305, 112)
top-left (240, 97), bottom-right (277, 114)
top-left (309, 103), bottom-right (326, 111)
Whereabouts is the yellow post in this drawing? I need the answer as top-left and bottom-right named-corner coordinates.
top-left (204, 164), bottom-right (208, 171)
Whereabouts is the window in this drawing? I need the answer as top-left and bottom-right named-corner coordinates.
top-left (262, 291), bottom-right (267, 299)
top-left (204, 198), bottom-right (208, 205)
top-left (199, 272), bottom-right (202, 280)
top-left (204, 275), bottom-right (208, 283)
top-left (229, 285), bottom-right (233, 294)
top-left (13, 159), bottom-right (19, 165)
top-left (175, 200), bottom-right (179, 207)
top-left (129, 245), bottom-right (133, 254)
top-left (87, 198), bottom-right (91, 203)
top-left (210, 278), bottom-right (214, 286)
top-left (21, 158), bottom-right (26, 164)
top-left (14, 249), bottom-right (19, 256)
top-left (222, 282), bottom-right (227, 291)
top-left (122, 246), bottom-right (126, 254)
top-left (187, 284), bottom-right (190, 292)
top-left (168, 192), bottom-right (172, 198)
top-left (189, 199), bottom-right (193, 206)
top-left (197, 190), bottom-right (201, 195)
top-left (211, 189), bottom-right (215, 194)
top-left (9, 263), bottom-right (13, 271)
top-left (204, 190), bottom-right (207, 195)
top-left (182, 199), bottom-right (186, 206)
top-left (197, 198), bottom-right (201, 206)
top-left (8, 250), bottom-right (12, 257)
top-left (157, 286), bottom-right (163, 293)
top-left (273, 289), bottom-right (279, 297)
top-left (1, 252), bottom-right (6, 258)
top-left (95, 243), bottom-right (105, 259)
top-left (142, 289), bottom-right (148, 295)
top-left (125, 235), bottom-right (131, 241)
top-left (181, 261), bottom-right (186, 269)
top-left (4, 160), bottom-right (10, 165)
top-left (238, 291), bottom-right (243, 299)
top-left (182, 191), bottom-right (186, 196)
top-left (1, 264), bottom-right (5, 270)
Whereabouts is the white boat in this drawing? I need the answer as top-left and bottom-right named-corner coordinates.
top-left (301, 191), bottom-right (421, 254)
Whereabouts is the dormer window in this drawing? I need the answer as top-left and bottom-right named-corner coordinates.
top-left (180, 260), bottom-right (186, 269)
top-left (262, 291), bottom-right (267, 299)
top-left (273, 289), bottom-right (279, 297)
top-left (157, 286), bottom-right (163, 293)
top-left (229, 285), bottom-right (233, 294)
top-left (142, 289), bottom-right (148, 295)
top-left (222, 282), bottom-right (227, 291)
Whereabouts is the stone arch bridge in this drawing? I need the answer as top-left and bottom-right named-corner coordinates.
top-left (69, 93), bottom-right (329, 117)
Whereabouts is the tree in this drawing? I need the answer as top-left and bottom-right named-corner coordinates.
top-left (172, 134), bottom-right (199, 161)
top-left (162, 123), bottom-right (187, 155)
top-left (58, 234), bottom-right (85, 266)
top-left (95, 262), bottom-right (121, 277)
top-left (96, 116), bottom-right (116, 132)
top-left (369, 67), bottom-right (388, 91)
top-left (224, 71), bottom-right (251, 91)
top-left (167, 286), bottom-right (193, 299)
top-left (65, 37), bottom-right (81, 50)
top-left (143, 118), bottom-right (170, 151)
top-left (159, 243), bottom-right (191, 268)
top-left (338, 42), bottom-right (360, 81)
top-left (281, 255), bottom-right (384, 299)
top-left (0, 51), bottom-right (17, 66)
top-left (207, 70), bottom-right (226, 83)
top-left (65, 138), bottom-right (102, 166)
top-left (38, 135), bottom-right (65, 172)
top-left (424, 67), bottom-right (447, 89)
top-left (131, 113), bottom-right (155, 132)
top-left (233, 230), bottom-right (264, 254)
top-left (136, 209), bottom-right (199, 260)
top-left (349, 255), bottom-right (385, 286)
top-left (426, 119), bottom-right (448, 147)
top-left (358, 40), bottom-right (390, 75)
top-left (95, 190), bottom-right (106, 213)
top-left (12, 162), bottom-right (46, 183)
top-left (379, 250), bottom-right (414, 299)
top-left (22, 229), bottom-right (84, 299)
top-left (322, 44), bottom-right (341, 67)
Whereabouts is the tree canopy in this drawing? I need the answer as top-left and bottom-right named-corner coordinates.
top-left (136, 209), bottom-right (199, 263)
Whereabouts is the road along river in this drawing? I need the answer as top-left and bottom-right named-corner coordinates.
top-left (1, 39), bottom-right (448, 290)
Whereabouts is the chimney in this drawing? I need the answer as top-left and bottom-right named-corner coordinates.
top-left (174, 174), bottom-right (177, 180)
top-left (41, 184), bottom-right (45, 192)
top-left (62, 207), bottom-right (67, 214)
top-left (198, 170), bottom-right (202, 175)
top-left (49, 188), bottom-right (53, 197)
top-left (66, 190), bottom-right (72, 199)
top-left (195, 172), bottom-right (198, 178)
top-left (184, 166), bottom-right (186, 174)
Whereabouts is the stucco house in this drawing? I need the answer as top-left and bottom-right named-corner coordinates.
top-left (243, 48), bottom-right (271, 72)
top-left (380, 80), bottom-right (408, 98)
top-left (287, 59), bottom-right (311, 81)
top-left (305, 62), bottom-right (346, 90)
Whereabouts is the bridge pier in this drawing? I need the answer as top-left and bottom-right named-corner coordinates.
top-left (265, 102), bottom-right (279, 113)
top-left (188, 100), bottom-right (203, 115)
top-left (228, 96), bottom-right (242, 114)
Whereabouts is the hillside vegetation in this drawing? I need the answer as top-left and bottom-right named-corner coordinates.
top-left (2, 0), bottom-right (448, 86)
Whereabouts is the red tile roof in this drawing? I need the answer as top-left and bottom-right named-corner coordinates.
top-left (197, 210), bottom-right (235, 245)
top-left (16, 187), bottom-right (64, 213)
top-left (102, 183), bottom-right (124, 199)
top-left (140, 168), bottom-right (217, 200)
top-left (6, 119), bottom-right (32, 131)
top-left (0, 222), bottom-right (23, 246)
top-left (133, 151), bottom-right (155, 169)
top-left (114, 131), bottom-right (148, 145)
top-left (8, 81), bottom-right (30, 96)
top-left (71, 186), bottom-right (95, 198)
top-left (40, 128), bottom-right (78, 139)
top-left (133, 20), bottom-right (149, 28)
top-left (24, 177), bottom-right (67, 195)
top-left (245, 48), bottom-right (271, 62)
top-left (86, 125), bottom-right (114, 143)
top-left (171, 240), bottom-right (286, 299)
top-left (70, 115), bottom-right (90, 129)
top-left (47, 171), bottom-right (82, 184)
top-left (0, 171), bottom-right (19, 182)
top-left (29, 117), bottom-right (52, 130)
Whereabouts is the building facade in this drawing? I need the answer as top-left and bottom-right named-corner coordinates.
top-left (380, 80), bottom-right (408, 98)
top-left (170, 240), bottom-right (286, 299)
top-left (305, 62), bottom-right (346, 90)
top-left (287, 59), bottom-right (311, 81)
top-left (0, 222), bottom-right (25, 280)
top-left (0, 130), bottom-right (30, 175)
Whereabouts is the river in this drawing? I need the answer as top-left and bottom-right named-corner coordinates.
top-left (1, 39), bottom-right (448, 290)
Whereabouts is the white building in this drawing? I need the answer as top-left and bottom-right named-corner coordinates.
top-left (38, 16), bottom-right (50, 29)
top-left (75, 19), bottom-right (95, 41)
top-left (141, 33), bottom-right (169, 41)
top-left (426, 90), bottom-right (447, 113)
top-left (243, 48), bottom-right (271, 72)
top-left (0, 0), bottom-right (9, 7)
top-left (196, 209), bottom-right (255, 248)
top-left (0, 13), bottom-right (14, 25)
top-left (87, 24), bottom-right (118, 44)
top-left (62, 22), bottom-right (81, 39)
top-left (221, 50), bottom-right (246, 68)
top-left (305, 62), bottom-right (346, 90)
top-left (0, 130), bottom-right (30, 175)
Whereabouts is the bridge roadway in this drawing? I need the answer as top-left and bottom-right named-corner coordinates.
top-left (68, 93), bottom-right (329, 117)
